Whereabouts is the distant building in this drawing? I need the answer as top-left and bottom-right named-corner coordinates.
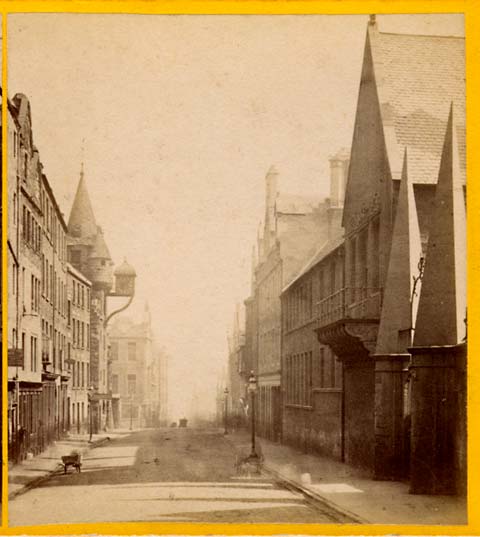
top-left (109, 307), bottom-right (167, 429)
top-left (226, 305), bottom-right (247, 428)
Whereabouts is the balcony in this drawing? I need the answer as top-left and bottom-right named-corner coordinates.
top-left (317, 287), bottom-right (383, 327)
top-left (315, 287), bottom-right (383, 360)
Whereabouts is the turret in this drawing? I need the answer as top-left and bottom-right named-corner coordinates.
top-left (88, 226), bottom-right (114, 291)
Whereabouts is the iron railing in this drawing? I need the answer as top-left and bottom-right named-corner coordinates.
top-left (316, 287), bottom-right (383, 327)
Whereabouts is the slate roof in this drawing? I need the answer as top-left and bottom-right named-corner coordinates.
top-left (282, 234), bottom-right (344, 294)
top-left (371, 28), bottom-right (465, 184)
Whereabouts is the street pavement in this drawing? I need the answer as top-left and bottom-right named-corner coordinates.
top-left (9, 428), bottom-right (350, 526)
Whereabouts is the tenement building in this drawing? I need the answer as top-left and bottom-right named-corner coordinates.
top-left (67, 262), bottom-right (92, 433)
top-left (6, 93), bottom-right (71, 459)
top-left (5, 92), bottom-right (136, 461)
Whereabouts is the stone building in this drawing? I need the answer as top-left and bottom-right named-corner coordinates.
top-left (66, 263), bottom-right (92, 433)
top-left (280, 149), bottom-right (347, 457)
top-left (40, 171), bottom-right (70, 444)
top-left (5, 92), bottom-right (137, 460)
top-left (312, 18), bottom-right (466, 489)
top-left (6, 93), bottom-right (71, 459)
top-left (6, 94), bottom-right (44, 461)
top-left (67, 169), bottom-right (114, 432)
top-left (109, 307), bottom-right (167, 429)
top-left (251, 166), bottom-right (334, 441)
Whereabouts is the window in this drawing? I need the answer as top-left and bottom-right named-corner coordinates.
top-left (112, 375), bottom-right (119, 393)
top-left (127, 342), bottom-right (136, 361)
top-left (286, 352), bottom-right (312, 406)
top-left (127, 374), bottom-right (136, 396)
top-left (30, 336), bottom-right (38, 372)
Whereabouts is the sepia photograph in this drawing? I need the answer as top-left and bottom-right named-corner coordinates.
top-left (3, 11), bottom-right (466, 528)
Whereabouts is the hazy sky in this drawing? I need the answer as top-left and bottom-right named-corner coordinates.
top-left (8, 13), bottom-right (464, 418)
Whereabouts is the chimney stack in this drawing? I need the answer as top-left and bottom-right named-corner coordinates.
top-left (329, 148), bottom-right (350, 208)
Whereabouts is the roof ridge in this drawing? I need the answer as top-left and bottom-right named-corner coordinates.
top-left (379, 30), bottom-right (464, 40)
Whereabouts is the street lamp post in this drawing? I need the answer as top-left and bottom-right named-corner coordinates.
top-left (224, 387), bottom-right (229, 435)
top-left (247, 371), bottom-right (258, 461)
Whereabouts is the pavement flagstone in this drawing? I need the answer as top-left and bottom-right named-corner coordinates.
top-left (226, 430), bottom-right (467, 525)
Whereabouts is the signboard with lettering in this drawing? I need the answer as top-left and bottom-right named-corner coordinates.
top-left (8, 348), bottom-right (24, 367)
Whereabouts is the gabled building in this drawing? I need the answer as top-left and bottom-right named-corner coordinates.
top-left (314, 17), bottom-right (465, 487)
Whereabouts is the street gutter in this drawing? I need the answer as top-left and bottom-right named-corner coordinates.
top-left (261, 464), bottom-right (368, 524)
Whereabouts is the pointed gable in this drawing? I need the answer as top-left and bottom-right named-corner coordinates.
top-left (413, 104), bottom-right (466, 346)
top-left (376, 149), bottom-right (423, 354)
top-left (344, 21), bottom-right (465, 232)
top-left (342, 22), bottom-right (390, 232)
top-left (68, 165), bottom-right (98, 239)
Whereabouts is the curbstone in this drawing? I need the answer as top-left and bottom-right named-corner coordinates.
top-left (262, 464), bottom-right (367, 524)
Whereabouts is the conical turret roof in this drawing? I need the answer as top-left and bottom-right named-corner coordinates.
top-left (90, 227), bottom-right (112, 260)
top-left (68, 164), bottom-right (98, 238)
